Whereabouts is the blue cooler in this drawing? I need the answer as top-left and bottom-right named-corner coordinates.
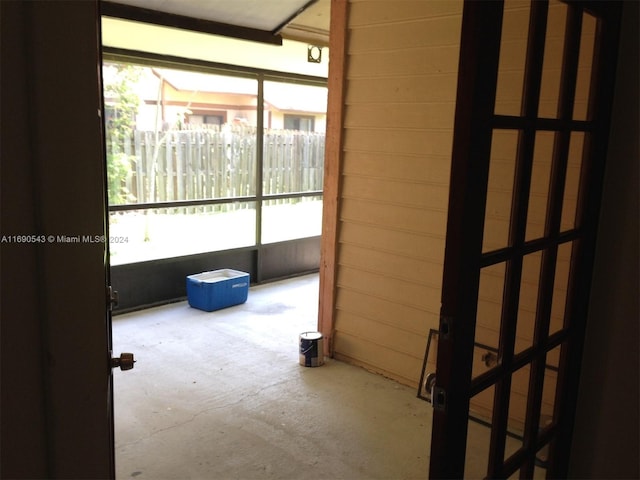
top-left (186, 269), bottom-right (250, 312)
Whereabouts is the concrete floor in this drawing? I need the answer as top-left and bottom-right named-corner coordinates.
top-left (112, 274), bottom-right (434, 479)
top-left (112, 273), bottom-right (543, 479)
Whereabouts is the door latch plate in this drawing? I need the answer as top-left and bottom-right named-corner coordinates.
top-left (107, 286), bottom-right (118, 311)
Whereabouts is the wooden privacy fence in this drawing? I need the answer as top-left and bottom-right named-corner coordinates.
top-left (110, 125), bottom-right (325, 208)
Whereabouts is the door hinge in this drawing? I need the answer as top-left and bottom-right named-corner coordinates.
top-left (432, 386), bottom-right (447, 411)
top-left (107, 285), bottom-right (118, 311)
top-left (439, 314), bottom-right (453, 340)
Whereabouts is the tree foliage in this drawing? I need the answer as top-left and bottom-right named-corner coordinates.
top-left (104, 63), bottom-right (142, 204)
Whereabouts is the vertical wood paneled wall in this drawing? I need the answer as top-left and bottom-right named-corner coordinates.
top-left (331, 0), bottom-right (463, 386)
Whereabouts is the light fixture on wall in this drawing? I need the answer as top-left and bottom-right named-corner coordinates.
top-left (307, 44), bottom-right (322, 63)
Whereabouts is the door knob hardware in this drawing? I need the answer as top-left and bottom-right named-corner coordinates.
top-left (111, 352), bottom-right (135, 371)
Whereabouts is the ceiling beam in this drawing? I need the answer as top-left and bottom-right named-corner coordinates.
top-left (100, 1), bottom-right (283, 46)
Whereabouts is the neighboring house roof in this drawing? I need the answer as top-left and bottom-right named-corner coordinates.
top-left (154, 67), bottom-right (327, 114)
top-left (154, 68), bottom-right (255, 95)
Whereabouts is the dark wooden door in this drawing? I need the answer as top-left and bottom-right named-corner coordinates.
top-left (1, 1), bottom-right (117, 477)
top-left (429, 1), bottom-right (622, 478)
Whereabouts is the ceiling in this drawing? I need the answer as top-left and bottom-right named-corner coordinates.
top-left (106, 0), bottom-right (330, 45)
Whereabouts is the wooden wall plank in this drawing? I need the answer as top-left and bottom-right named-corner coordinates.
top-left (336, 287), bottom-right (438, 334)
top-left (336, 266), bottom-right (442, 318)
top-left (339, 243), bottom-right (443, 288)
top-left (345, 103), bottom-right (456, 131)
top-left (341, 197), bottom-right (447, 229)
top-left (348, 0), bottom-right (463, 27)
top-left (335, 310), bottom-right (427, 357)
top-left (341, 175), bottom-right (449, 210)
top-left (348, 14), bottom-right (462, 52)
top-left (333, 333), bottom-right (425, 386)
top-left (339, 222), bottom-right (445, 263)
top-left (344, 76), bottom-right (459, 105)
top-left (342, 152), bottom-right (451, 184)
top-left (346, 45), bottom-right (460, 78)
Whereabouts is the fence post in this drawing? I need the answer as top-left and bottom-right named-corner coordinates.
top-left (176, 131), bottom-right (185, 203)
top-left (134, 130), bottom-right (144, 205)
top-left (204, 129), bottom-right (212, 212)
top-left (166, 131), bottom-right (173, 203)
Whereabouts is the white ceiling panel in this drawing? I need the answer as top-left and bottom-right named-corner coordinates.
top-left (113, 0), bottom-right (320, 32)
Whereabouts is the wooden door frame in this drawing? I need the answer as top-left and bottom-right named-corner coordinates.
top-left (318, 0), bottom-right (348, 355)
top-left (549, 2), bottom-right (622, 476)
top-left (428, 2), bottom-right (505, 478)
